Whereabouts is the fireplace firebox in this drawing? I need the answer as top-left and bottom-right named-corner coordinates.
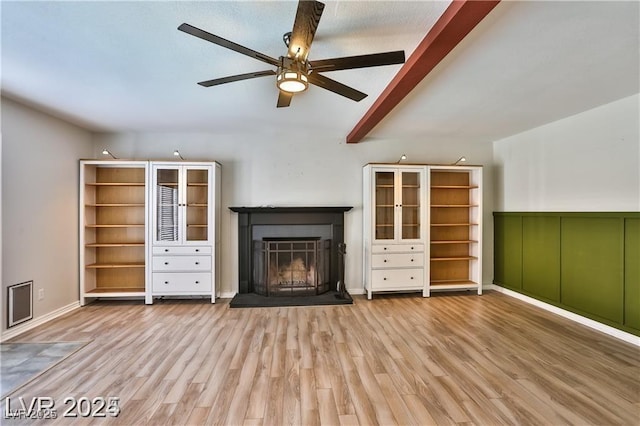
top-left (229, 206), bottom-right (352, 296)
top-left (253, 238), bottom-right (331, 296)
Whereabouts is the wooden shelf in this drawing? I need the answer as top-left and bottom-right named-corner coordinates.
top-left (187, 203), bottom-right (208, 207)
top-left (84, 287), bottom-right (145, 294)
top-left (376, 224), bottom-right (394, 227)
top-left (377, 204), bottom-right (395, 207)
top-left (86, 182), bottom-right (144, 186)
top-left (431, 185), bottom-right (478, 189)
top-left (86, 263), bottom-right (145, 269)
top-left (85, 224), bottom-right (145, 228)
top-left (431, 240), bottom-right (477, 244)
top-left (431, 223), bottom-right (477, 227)
top-left (430, 279), bottom-right (478, 285)
top-left (431, 205), bottom-right (478, 208)
top-left (187, 183), bottom-right (208, 187)
top-left (186, 224), bottom-right (208, 228)
top-left (86, 203), bottom-right (145, 207)
top-left (431, 256), bottom-right (478, 261)
top-left (85, 243), bottom-right (144, 247)
top-left (376, 184), bottom-right (395, 188)
top-left (403, 204), bottom-right (420, 207)
top-left (402, 185), bottom-right (420, 188)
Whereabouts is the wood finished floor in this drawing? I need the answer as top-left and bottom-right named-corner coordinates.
top-left (2, 291), bottom-right (639, 425)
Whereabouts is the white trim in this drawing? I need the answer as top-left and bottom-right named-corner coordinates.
top-left (346, 287), bottom-right (366, 295)
top-left (218, 292), bottom-right (236, 299)
top-left (1, 302), bottom-right (81, 342)
top-left (486, 284), bottom-right (640, 347)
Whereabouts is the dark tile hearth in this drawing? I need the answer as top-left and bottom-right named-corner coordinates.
top-left (229, 290), bottom-right (353, 308)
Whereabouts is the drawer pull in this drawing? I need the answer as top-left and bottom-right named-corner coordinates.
top-left (195, 281), bottom-right (200, 284)
top-left (164, 262), bottom-right (169, 265)
top-left (410, 277), bottom-right (414, 280)
top-left (195, 261), bottom-right (200, 265)
top-left (164, 249), bottom-right (169, 252)
top-left (411, 246), bottom-right (414, 250)
top-left (411, 258), bottom-right (414, 262)
top-left (383, 259), bottom-right (387, 263)
top-left (164, 281), bottom-right (169, 284)
top-left (383, 247), bottom-right (387, 250)
top-left (383, 277), bottom-right (387, 281)
top-left (195, 249), bottom-right (200, 252)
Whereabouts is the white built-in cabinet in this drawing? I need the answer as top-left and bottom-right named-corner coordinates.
top-left (80, 160), bottom-right (149, 305)
top-left (149, 162), bottom-right (220, 304)
top-left (363, 163), bottom-right (482, 299)
top-left (79, 160), bottom-right (220, 306)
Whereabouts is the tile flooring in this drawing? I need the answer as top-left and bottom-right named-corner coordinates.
top-left (1, 342), bottom-right (87, 396)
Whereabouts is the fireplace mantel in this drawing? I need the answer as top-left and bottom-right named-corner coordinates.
top-left (229, 206), bottom-right (353, 294)
top-left (229, 206), bottom-right (352, 214)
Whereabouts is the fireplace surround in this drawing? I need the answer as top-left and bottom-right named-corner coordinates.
top-left (229, 206), bottom-right (352, 296)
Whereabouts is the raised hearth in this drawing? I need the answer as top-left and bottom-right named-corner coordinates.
top-left (229, 206), bottom-right (352, 296)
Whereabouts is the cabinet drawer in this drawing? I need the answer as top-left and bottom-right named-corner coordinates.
top-left (372, 244), bottom-right (424, 254)
top-left (153, 246), bottom-right (212, 255)
top-left (152, 273), bottom-right (211, 293)
top-left (152, 256), bottom-right (211, 271)
top-left (371, 268), bottom-right (424, 290)
top-left (372, 253), bottom-right (424, 268)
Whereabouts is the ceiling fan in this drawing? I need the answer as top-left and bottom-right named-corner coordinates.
top-left (178, 0), bottom-right (406, 108)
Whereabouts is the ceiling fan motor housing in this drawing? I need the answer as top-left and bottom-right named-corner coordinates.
top-left (277, 56), bottom-right (310, 93)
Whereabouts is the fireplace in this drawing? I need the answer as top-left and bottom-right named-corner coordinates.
top-left (229, 206), bottom-right (352, 296)
top-left (253, 238), bottom-right (331, 296)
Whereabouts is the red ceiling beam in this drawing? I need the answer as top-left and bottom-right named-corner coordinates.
top-left (346, 0), bottom-right (501, 144)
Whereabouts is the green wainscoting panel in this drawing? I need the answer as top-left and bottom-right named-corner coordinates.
top-left (561, 217), bottom-right (623, 323)
top-left (494, 212), bottom-right (639, 337)
top-left (493, 215), bottom-right (522, 290)
top-left (522, 216), bottom-right (560, 303)
top-left (624, 219), bottom-right (640, 330)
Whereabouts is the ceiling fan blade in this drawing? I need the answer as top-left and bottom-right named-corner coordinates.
top-left (310, 51), bottom-right (406, 72)
top-left (307, 73), bottom-right (367, 102)
top-left (288, 1), bottom-right (325, 61)
top-left (178, 23), bottom-right (279, 67)
top-left (277, 91), bottom-right (294, 108)
top-left (198, 70), bottom-right (276, 87)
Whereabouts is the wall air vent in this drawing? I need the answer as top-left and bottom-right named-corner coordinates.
top-left (8, 281), bottom-right (33, 327)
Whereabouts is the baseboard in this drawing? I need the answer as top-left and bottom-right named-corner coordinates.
top-left (487, 284), bottom-right (640, 347)
top-left (346, 287), bottom-right (365, 295)
top-left (218, 292), bottom-right (236, 299)
top-left (1, 301), bottom-right (81, 342)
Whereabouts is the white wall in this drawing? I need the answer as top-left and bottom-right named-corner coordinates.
top-left (493, 94), bottom-right (640, 211)
top-left (93, 132), bottom-right (494, 295)
top-left (1, 97), bottom-right (93, 333)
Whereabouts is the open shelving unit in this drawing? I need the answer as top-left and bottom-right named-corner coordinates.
top-left (428, 166), bottom-right (482, 294)
top-left (80, 161), bottom-right (148, 304)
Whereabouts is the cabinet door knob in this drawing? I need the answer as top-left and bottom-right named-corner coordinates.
top-left (383, 259), bottom-right (387, 263)
top-left (411, 258), bottom-right (414, 262)
top-left (383, 247), bottom-right (387, 251)
top-left (410, 277), bottom-right (414, 280)
top-left (164, 262), bottom-right (169, 265)
top-left (411, 246), bottom-right (414, 250)
top-left (195, 261), bottom-right (199, 265)
top-left (383, 277), bottom-right (387, 280)
top-left (164, 249), bottom-right (169, 252)
top-left (195, 281), bottom-right (200, 284)
top-left (195, 249), bottom-right (200, 252)
top-left (164, 281), bottom-right (169, 284)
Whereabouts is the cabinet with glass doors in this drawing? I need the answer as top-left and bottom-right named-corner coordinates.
top-left (149, 162), bottom-right (220, 304)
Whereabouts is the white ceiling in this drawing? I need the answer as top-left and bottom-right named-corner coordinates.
top-left (2, 1), bottom-right (638, 144)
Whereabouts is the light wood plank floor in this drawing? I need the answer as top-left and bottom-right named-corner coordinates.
top-left (2, 291), bottom-right (639, 425)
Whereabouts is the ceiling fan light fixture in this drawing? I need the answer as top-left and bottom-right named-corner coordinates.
top-left (277, 68), bottom-right (308, 93)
